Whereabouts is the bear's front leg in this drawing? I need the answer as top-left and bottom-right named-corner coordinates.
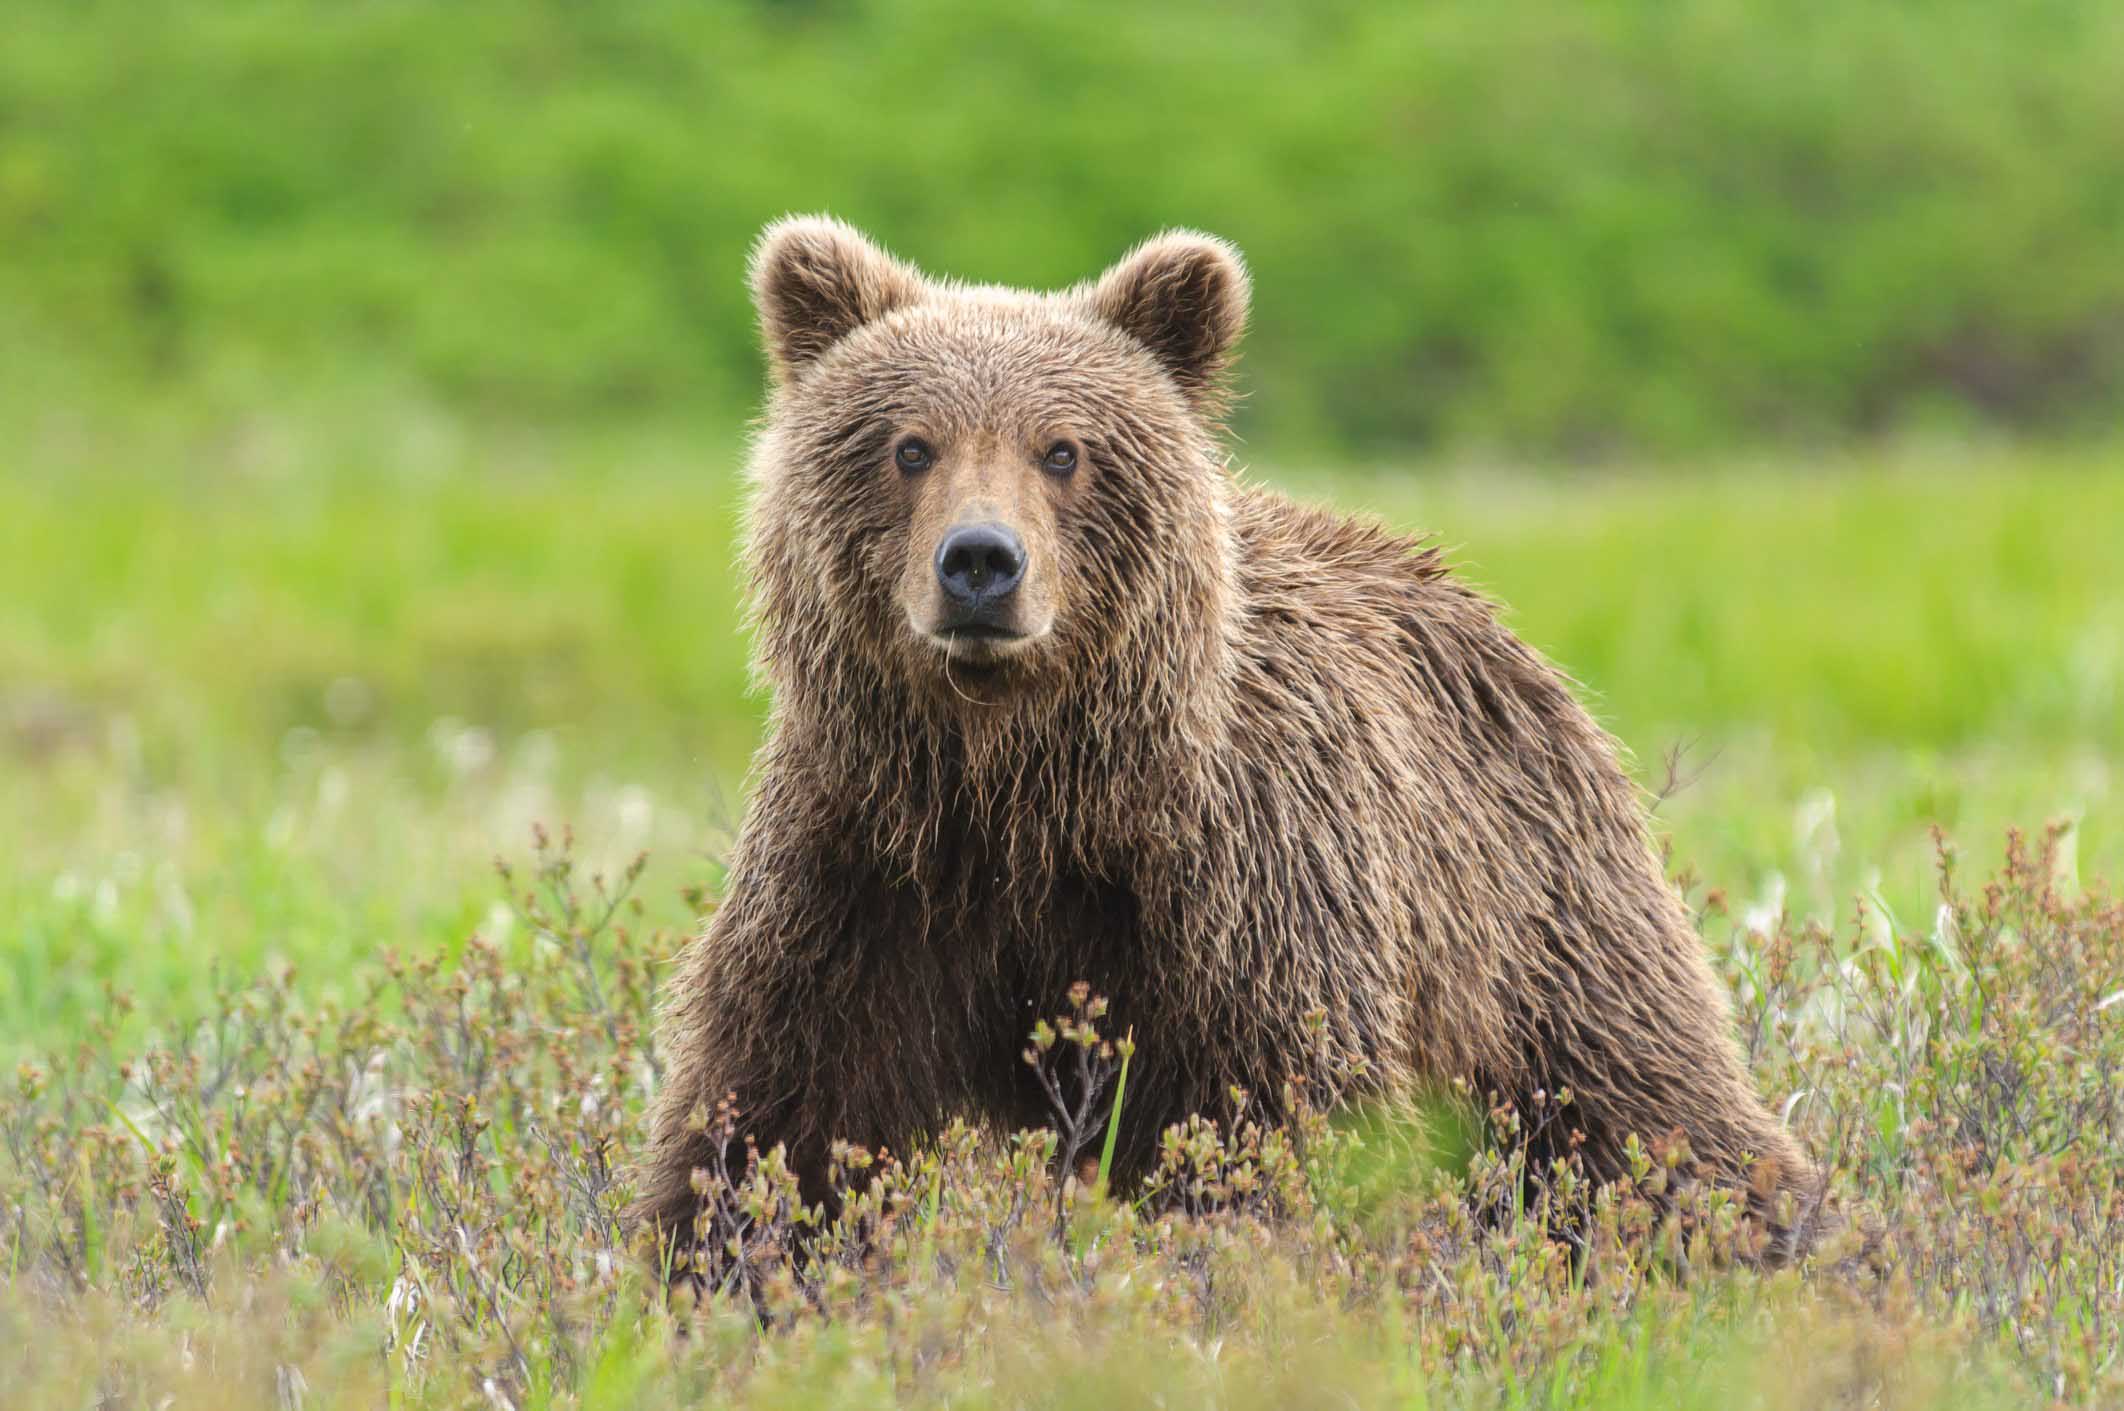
top-left (630, 790), bottom-right (972, 1278)
top-left (630, 890), bottom-right (827, 1281)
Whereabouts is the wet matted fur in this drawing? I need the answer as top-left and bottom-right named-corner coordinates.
top-left (636, 217), bottom-right (1819, 1259)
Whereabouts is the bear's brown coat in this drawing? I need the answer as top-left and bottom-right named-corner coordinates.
top-left (637, 218), bottom-right (1818, 1255)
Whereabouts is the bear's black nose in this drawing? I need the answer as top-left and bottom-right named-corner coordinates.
top-left (934, 523), bottom-right (1027, 609)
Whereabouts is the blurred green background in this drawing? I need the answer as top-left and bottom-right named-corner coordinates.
top-left (3, 0), bottom-right (2121, 1045)
top-left (9, 0), bottom-right (2124, 455)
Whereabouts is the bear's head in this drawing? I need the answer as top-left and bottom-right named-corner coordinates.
top-left (742, 217), bottom-right (1248, 725)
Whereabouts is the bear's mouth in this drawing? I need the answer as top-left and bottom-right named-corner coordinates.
top-left (927, 623), bottom-right (1041, 674)
top-left (906, 604), bottom-right (1053, 668)
top-left (939, 625), bottom-right (1027, 663)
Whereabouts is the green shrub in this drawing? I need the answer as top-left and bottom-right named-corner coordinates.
top-left (5, 0), bottom-right (2123, 456)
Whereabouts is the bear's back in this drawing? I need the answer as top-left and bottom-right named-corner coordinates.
top-left (1229, 483), bottom-right (1614, 800)
top-left (1222, 486), bottom-right (1678, 1077)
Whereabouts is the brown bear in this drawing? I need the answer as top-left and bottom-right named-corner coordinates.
top-left (636, 216), bottom-right (1819, 1260)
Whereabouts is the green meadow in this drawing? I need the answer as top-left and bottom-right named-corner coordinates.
top-left (7, 437), bottom-right (2119, 1049)
top-left (8, 0), bottom-right (2124, 1403)
top-left (8, 433), bottom-right (2124, 1408)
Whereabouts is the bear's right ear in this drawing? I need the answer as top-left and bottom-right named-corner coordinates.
top-left (750, 216), bottom-right (926, 382)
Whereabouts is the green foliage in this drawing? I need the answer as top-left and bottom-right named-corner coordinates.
top-left (4, 0), bottom-right (2123, 455)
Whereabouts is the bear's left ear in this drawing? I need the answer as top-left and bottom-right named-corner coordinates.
top-left (1088, 231), bottom-right (1250, 413)
top-left (751, 216), bottom-right (927, 383)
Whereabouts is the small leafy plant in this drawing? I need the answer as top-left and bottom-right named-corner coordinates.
top-left (3, 823), bottom-right (2120, 1407)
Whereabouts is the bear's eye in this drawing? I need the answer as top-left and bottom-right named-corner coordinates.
top-left (1041, 442), bottom-right (1078, 477)
top-left (895, 438), bottom-right (934, 474)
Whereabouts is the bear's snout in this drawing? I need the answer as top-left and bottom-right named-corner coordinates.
top-left (933, 522), bottom-right (1027, 623)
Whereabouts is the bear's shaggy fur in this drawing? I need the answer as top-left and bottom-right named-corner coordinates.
top-left (637, 217), bottom-right (1818, 1255)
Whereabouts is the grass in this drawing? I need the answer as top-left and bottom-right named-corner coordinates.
top-left (4, 433), bottom-right (2122, 1405)
top-left (5, 435), bottom-right (2118, 1046)
top-left (4, 811), bottom-right (2116, 1407)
